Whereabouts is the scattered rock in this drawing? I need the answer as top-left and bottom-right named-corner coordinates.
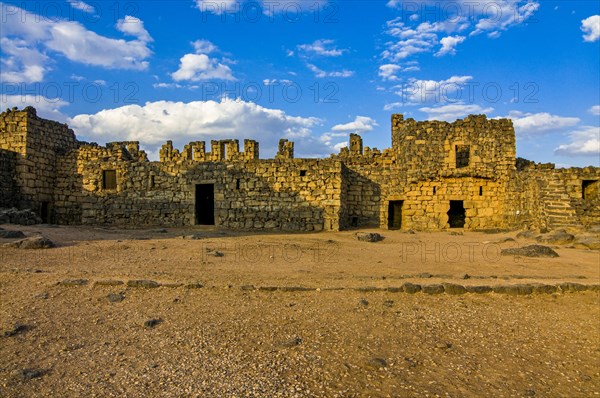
top-left (144, 318), bottom-right (162, 329)
top-left (368, 357), bottom-right (387, 368)
top-left (279, 336), bottom-right (302, 348)
top-left (402, 283), bottom-right (421, 294)
top-left (405, 229), bottom-right (416, 234)
top-left (185, 282), bottom-right (204, 289)
top-left (573, 236), bottom-right (600, 250)
top-left (355, 232), bottom-right (384, 242)
top-left (127, 280), bottom-right (160, 288)
top-left (459, 273), bottom-right (471, 280)
top-left (3, 324), bottom-right (31, 337)
top-left (59, 279), bottom-right (88, 287)
top-left (383, 300), bottom-right (394, 307)
top-left (531, 284), bottom-right (558, 294)
top-left (241, 285), bottom-right (256, 291)
top-left (258, 286), bottom-right (278, 292)
top-left (435, 342), bottom-right (452, 349)
top-left (443, 283), bottom-right (467, 295)
top-left (536, 230), bottom-right (575, 245)
top-left (516, 230), bottom-right (537, 239)
top-left (95, 280), bottom-right (124, 287)
top-left (206, 249), bottom-right (224, 257)
top-left (34, 292), bottom-right (49, 299)
top-left (279, 286), bottom-right (314, 292)
top-left (465, 285), bottom-right (493, 294)
top-left (0, 230), bottom-right (25, 239)
top-left (501, 245), bottom-right (559, 258)
top-left (107, 293), bottom-right (125, 303)
top-left (5, 236), bottom-right (55, 249)
top-left (449, 231), bottom-right (463, 236)
top-left (386, 287), bottom-right (403, 293)
top-left (355, 287), bottom-right (383, 292)
top-left (19, 368), bottom-right (46, 380)
top-left (0, 208), bottom-right (42, 225)
top-left (359, 298), bottom-right (369, 306)
top-left (417, 272), bottom-right (433, 278)
top-left (559, 282), bottom-right (588, 292)
top-left (422, 284), bottom-right (444, 294)
top-left (524, 389), bottom-right (536, 397)
top-left (182, 234), bottom-right (204, 240)
top-left (493, 284), bottom-right (533, 295)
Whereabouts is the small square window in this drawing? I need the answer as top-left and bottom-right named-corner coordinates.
top-left (455, 145), bottom-right (470, 168)
top-left (102, 170), bottom-right (117, 190)
top-left (300, 170), bottom-right (307, 177)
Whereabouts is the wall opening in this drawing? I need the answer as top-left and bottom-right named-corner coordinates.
top-left (351, 216), bottom-right (358, 227)
top-left (433, 186), bottom-right (436, 195)
top-left (102, 170), bottom-right (117, 190)
top-left (582, 180), bottom-right (598, 200)
top-left (479, 186), bottom-right (483, 196)
top-left (40, 201), bottom-right (50, 223)
top-left (195, 184), bottom-right (215, 225)
top-left (447, 200), bottom-right (466, 228)
top-left (388, 200), bottom-right (403, 230)
top-left (455, 145), bottom-right (470, 168)
top-left (236, 179), bottom-right (241, 190)
top-left (150, 175), bottom-right (155, 189)
top-left (300, 170), bottom-right (307, 177)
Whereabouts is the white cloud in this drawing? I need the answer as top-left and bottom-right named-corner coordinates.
top-left (0, 38), bottom-right (49, 83)
top-left (67, 99), bottom-right (327, 158)
top-left (419, 104), bottom-right (494, 121)
top-left (192, 39), bottom-right (218, 54)
top-left (435, 35), bottom-right (466, 56)
top-left (555, 126), bottom-right (600, 157)
top-left (581, 15), bottom-right (600, 42)
top-left (171, 40), bottom-right (235, 82)
top-left (0, 3), bottom-right (153, 80)
top-left (506, 111), bottom-right (580, 134)
top-left (589, 105), bottom-right (600, 115)
top-left (116, 15), bottom-right (153, 43)
top-left (382, 1), bottom-right (540, 63)
top-left (1, 95), bottom-right (69, 121)
top-left (395, 75), bottom-right (474, 105)
top-left (378, 64), bottom-right (401, 81)
top-left (470, 1), bottom-right (540, 38)
top-left (298, 39), bottom-right (347, 57)
top-left (331, 116), bottom-right (378, 133)
top-left (307, 64), bottom-right (354, 78)
top-left (67, 1), bottom-right (95, 13)
top-left (153, 83), bottom-right (183, 89)
top-left (171, 54), bottom-right (235, 82)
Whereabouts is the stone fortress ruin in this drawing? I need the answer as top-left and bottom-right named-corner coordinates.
top-left (1, 106), bottom-right (598, 231)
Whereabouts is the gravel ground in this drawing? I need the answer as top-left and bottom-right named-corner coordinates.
top-left (0, 226), bottom-right (599, 397)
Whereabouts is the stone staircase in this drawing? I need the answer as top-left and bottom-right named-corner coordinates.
top-left (540, 178), bottom-right (579, 229)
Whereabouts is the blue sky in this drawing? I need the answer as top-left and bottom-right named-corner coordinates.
top-left (1, 0), bottom-right (599, 166)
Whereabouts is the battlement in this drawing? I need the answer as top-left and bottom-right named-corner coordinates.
top-left (1, 107), bottom-right (597, 232)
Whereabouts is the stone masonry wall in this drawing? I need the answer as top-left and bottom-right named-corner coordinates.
top-left (0, 107), bottom-right (77, 220)
top-left (336, 114), bottom-right (517, 231)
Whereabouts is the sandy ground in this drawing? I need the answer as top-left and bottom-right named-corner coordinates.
top-left (0, 225), bottom-right (599, 397)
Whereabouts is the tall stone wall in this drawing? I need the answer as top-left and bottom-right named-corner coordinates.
top-left (0, 107), bottom-right (77, 220)
top-left (54, 142), bottom-right (343, 231)
top-left (1, 107), bottom-right (598, 231)
top-left (336, 114), bottom-right (517, 231)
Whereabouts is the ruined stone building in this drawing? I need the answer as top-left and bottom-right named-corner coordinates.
top-left (1, 106), bottom-right (598, 231)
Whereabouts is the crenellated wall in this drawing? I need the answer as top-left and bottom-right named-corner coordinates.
top-left (1, 107), bottom-right (598, 231)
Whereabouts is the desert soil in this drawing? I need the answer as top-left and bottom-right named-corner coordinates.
top-left (0, 225), bottom-right (599, 397)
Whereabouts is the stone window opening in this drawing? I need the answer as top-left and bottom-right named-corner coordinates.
top-left (236, 179), bottom-right (241, 190)
top-left (479, 186), bottom-right (483, 196)
top-left (582, 180), bottom-right (598, 200)
top-left (455, 145), bottom-right (470, 168)
top-left (150, 175), bottom-right (155, 189)
top-left (433, 186), bottom-right (436, 195)
top-left (300, 170), bottom-right (307, 177)
top-left (102, 170), bottom-right (117, 190)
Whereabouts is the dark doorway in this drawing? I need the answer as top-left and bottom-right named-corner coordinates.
top-left (388, 201), bottom-right (403, 230)
top-left (447, 200), bottom-right (466, 228)
top-left (195, 184), bottom-right (215, 225)
top-left (40, 201), bottom-right (50, 223)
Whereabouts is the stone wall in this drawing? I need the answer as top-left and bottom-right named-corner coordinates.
top-left (336, 114), bottom-right (517, 231)
top-left (0, 107), bottom-right (77, 220)
top-left (53, 141), bottom-right (343, 231)
top-left (1, 107), bottom-right (598, 231)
